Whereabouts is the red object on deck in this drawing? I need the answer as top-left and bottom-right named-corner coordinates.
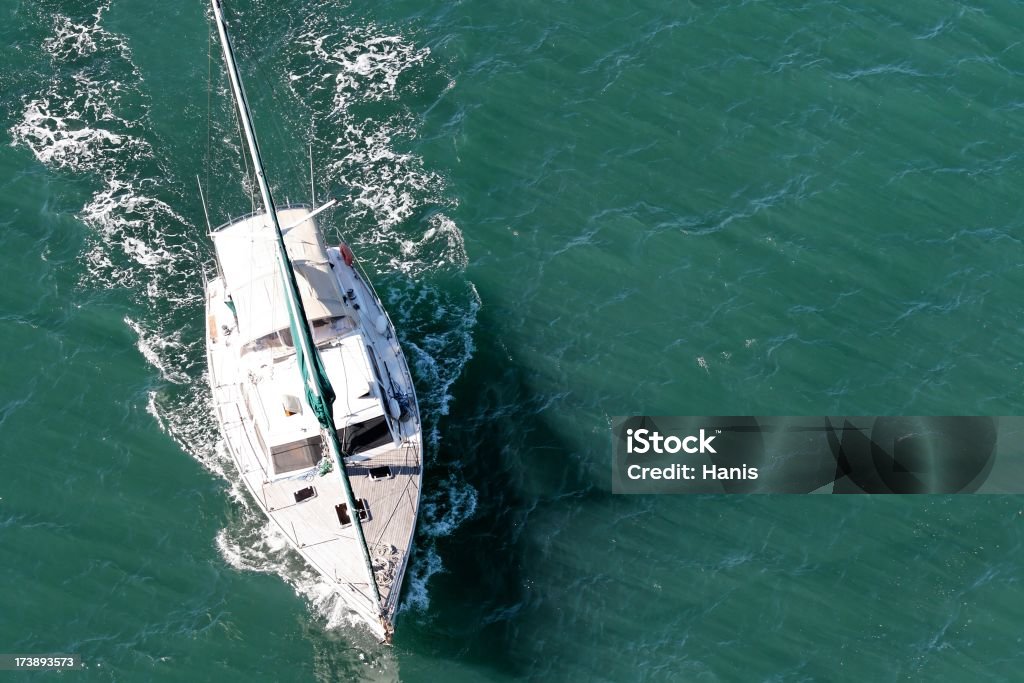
top-left (339, 242), bottom-right (355, 266)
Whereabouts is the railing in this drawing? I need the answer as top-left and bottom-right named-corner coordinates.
top-left (211, 202), bottom-right (314, 233)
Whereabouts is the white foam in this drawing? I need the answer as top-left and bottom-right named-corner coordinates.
top-left (44, 16), bottom-right (100, 59)
top-left (287, 19), bottom-right (442, 234)
top-left (393, 213), bottom-right (468, 275)
top-left (399, 478), bottom-right (478, 615)
top-left (399, 545), bottom-right (443, 614)
top-left (421, 477), bottom-right (479, 538)
top-left (12, 5), bottom-right (146, 174)
top-left (11, 96), bottom-right (144, 171)
top-left (294, 27), bottom-right (429, 111)
top-left (42, 2), bottom-right (126, 62)
top-left (124, 316), bottom-right (190, 384)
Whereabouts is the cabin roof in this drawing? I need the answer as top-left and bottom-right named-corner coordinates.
top-left (255, 334), bottom-right (385, 448)
top-left (212, 206), bottom-right (346, 344)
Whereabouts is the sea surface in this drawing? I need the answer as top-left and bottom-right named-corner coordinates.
top-left (3, 0), bottom-right (1024, 680)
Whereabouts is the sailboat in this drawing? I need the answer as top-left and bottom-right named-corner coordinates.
top-left (203, 0), bottom-right (422, 641)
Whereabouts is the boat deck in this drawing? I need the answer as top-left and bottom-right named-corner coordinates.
top-left (207, 265), bottom-right (422, 638)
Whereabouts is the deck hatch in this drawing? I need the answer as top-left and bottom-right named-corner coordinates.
top-left (270, 435), bottom-right (322, 474)
top-left (335, 499), bottom-right (369, 527)
top-left (338, 415), bottom-right (392, 454)
top-left (293, 486), bottom-right (316, 503)
top-left (369, 465), bottom-right (394, 480)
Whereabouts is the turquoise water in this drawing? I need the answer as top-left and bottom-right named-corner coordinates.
top-left (3, 0), bottom-right (1024, 680)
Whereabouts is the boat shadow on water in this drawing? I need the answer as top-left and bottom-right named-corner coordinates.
top-left (396, 301), bottom-right (597, 679)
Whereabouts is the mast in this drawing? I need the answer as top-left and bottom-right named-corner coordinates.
top-left (209, 0), bottom-right (387, 630)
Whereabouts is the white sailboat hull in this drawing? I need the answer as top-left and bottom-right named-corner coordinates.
top-left (204, 208), bottom-right (423, 640)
